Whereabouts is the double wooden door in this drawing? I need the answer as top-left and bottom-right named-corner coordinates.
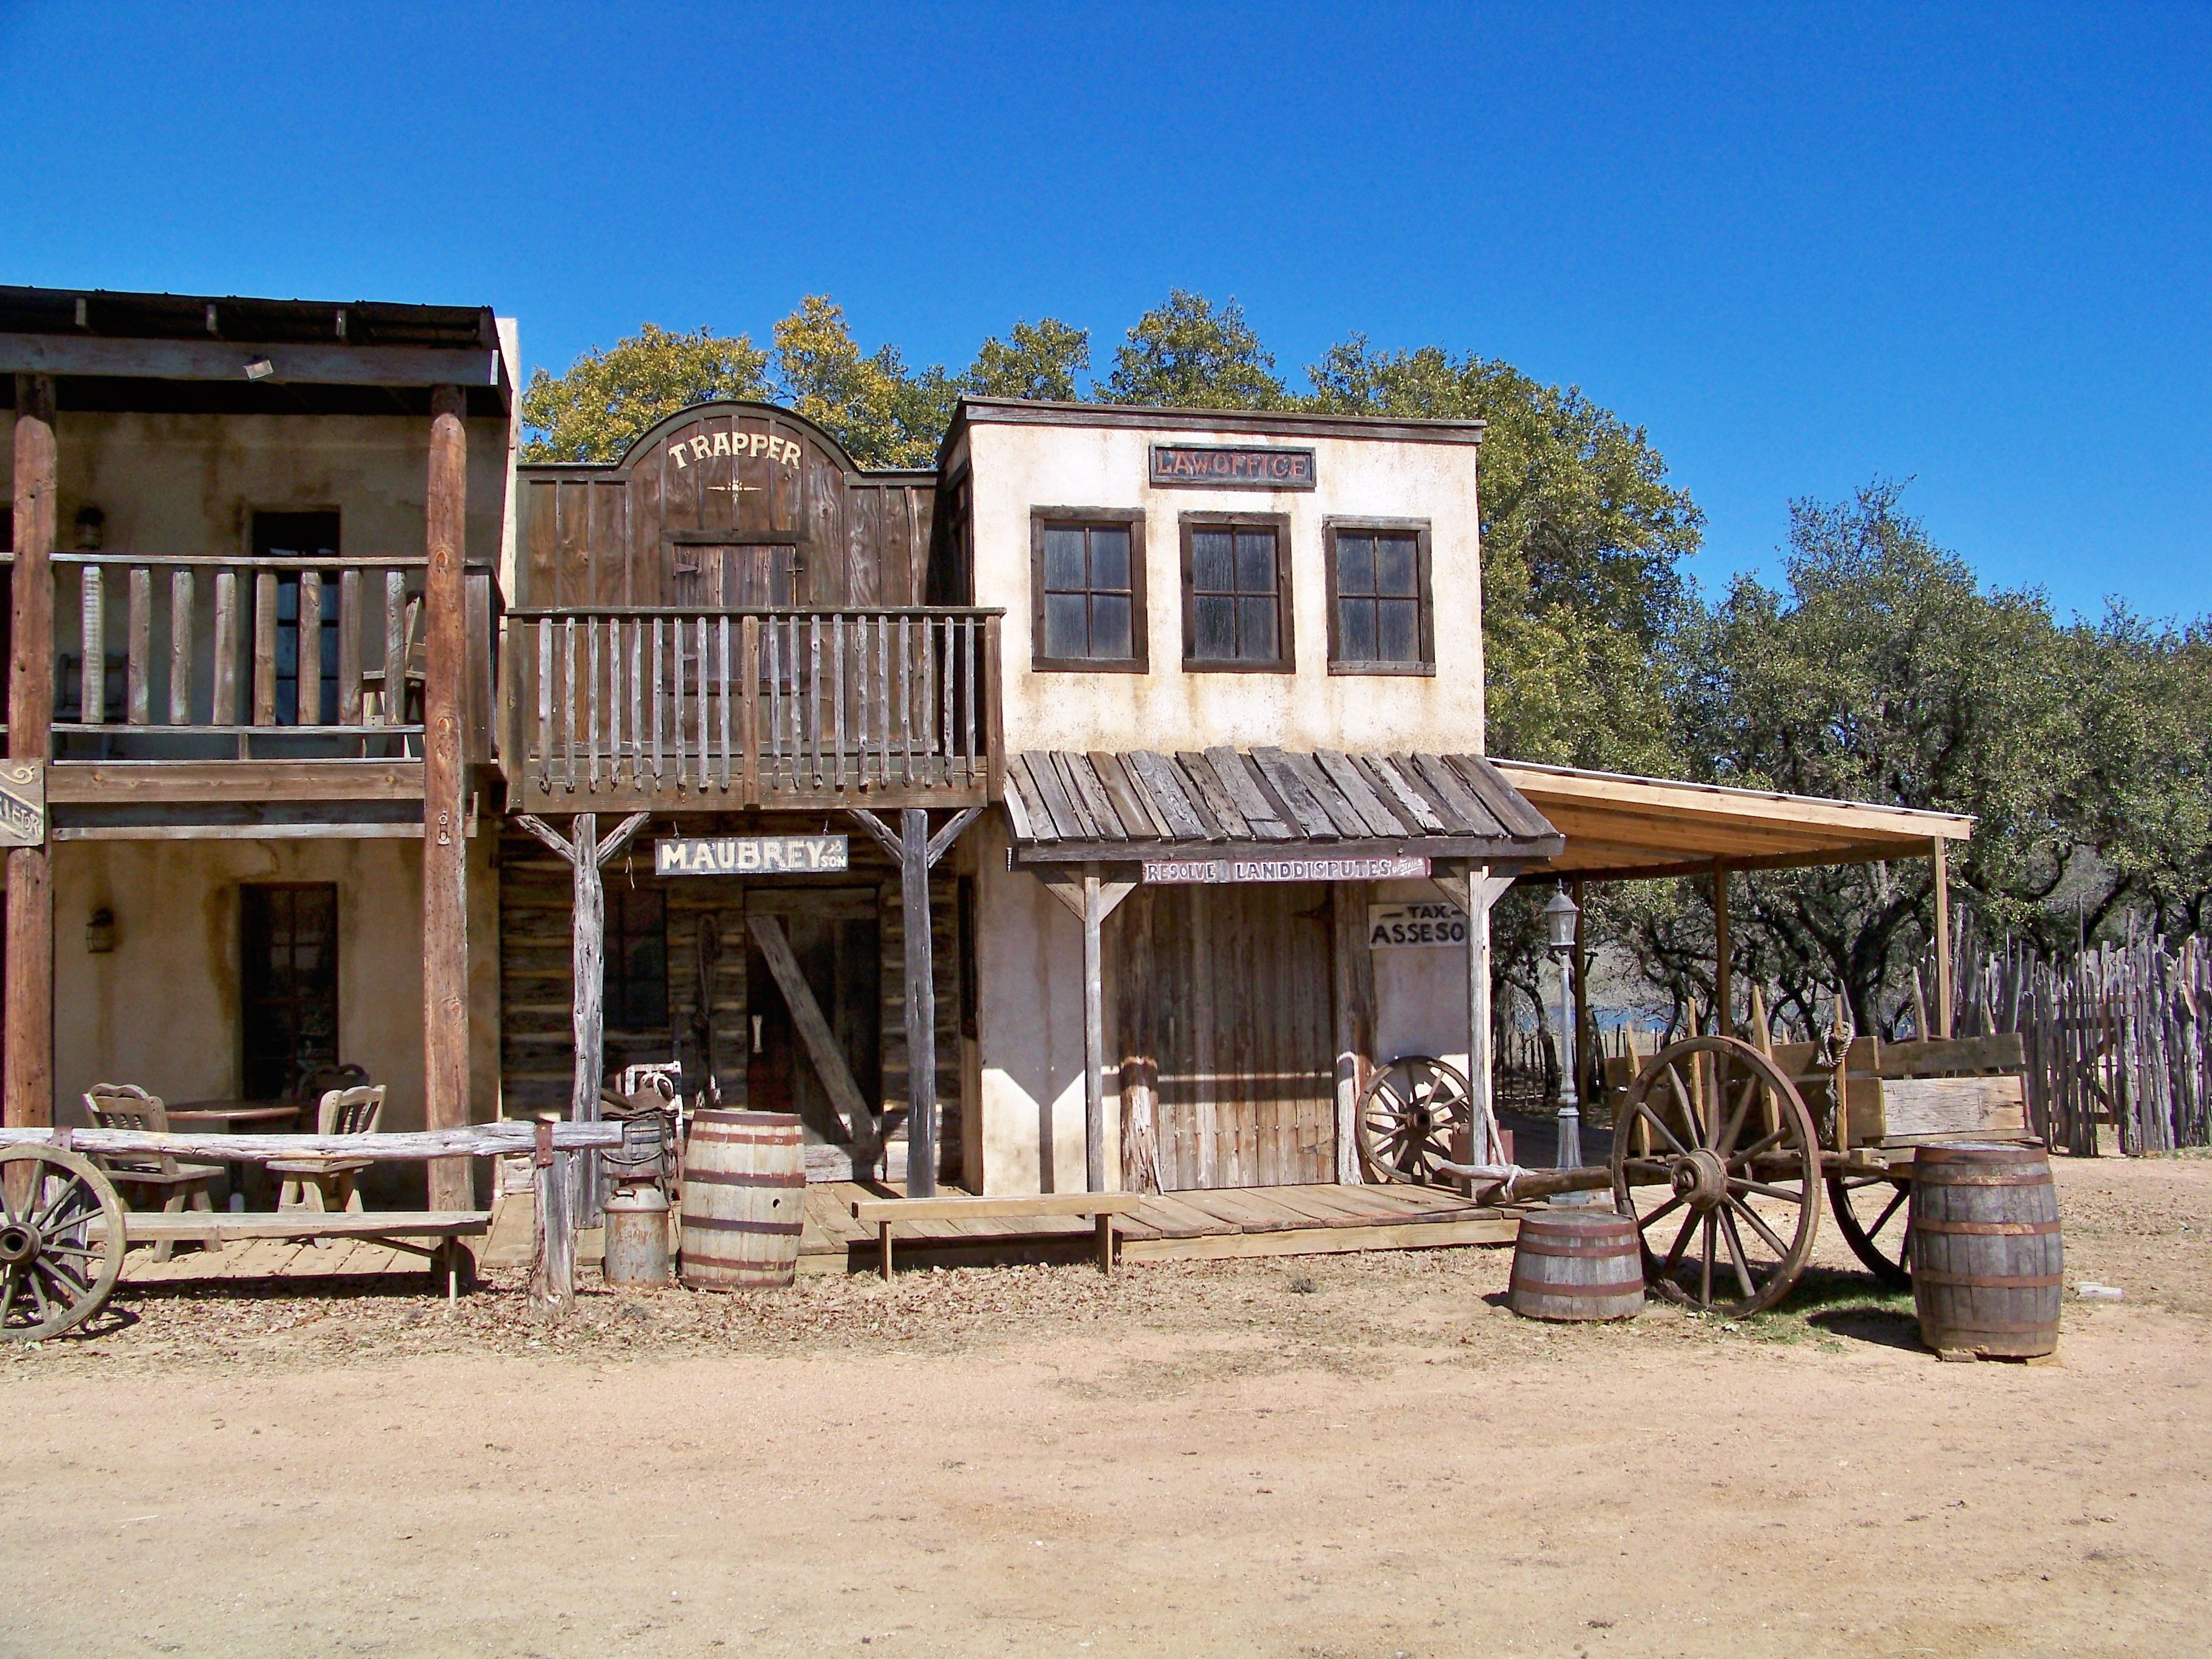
top-left (743, 886), bottom-right (880, 1145)
top-left (1144, 884), bottom-right (1336, 1189)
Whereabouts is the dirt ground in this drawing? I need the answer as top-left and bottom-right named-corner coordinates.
top-left (4, 1156), bottom-right (2210, 1659)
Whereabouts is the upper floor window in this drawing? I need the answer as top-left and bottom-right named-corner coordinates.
top-left (1031, 510), bottom-right (1147, 672)
top-left (1182, 513), bottom-right (1292, 672)
top-left (1327, 521), bottom-right (1433, 675)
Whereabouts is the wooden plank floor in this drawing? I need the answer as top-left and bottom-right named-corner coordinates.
top-left (113, 1183), bottom-right (1520, 1287)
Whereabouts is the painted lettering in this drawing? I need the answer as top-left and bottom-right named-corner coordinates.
top-left (711, 431), bottom-right (731, 457)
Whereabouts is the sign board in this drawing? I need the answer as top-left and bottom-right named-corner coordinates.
top-left (1149, 444), bottom-right (1316, 491)
top-left (0, 762), bottom-right (45, 847)
top-left (1367, 900), bottom-right (1469, 950)
top-left (1142, 854), bottom-right (1429, 885)
top-left (655, 834), bottom-right (848, 876)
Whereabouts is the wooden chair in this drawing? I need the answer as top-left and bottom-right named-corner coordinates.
top-left (82, 1085), bottom-right (224, 1262)
top-left (269, 1085), bottom-right (386, 1215)
top-left (293, 1060), bottom-right (370, 1105)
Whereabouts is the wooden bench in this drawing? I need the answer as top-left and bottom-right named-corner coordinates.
top-left (89, 1210), bottom-right (492, 1285)
top-left (850, 1192), bottom-right (1147, 1279)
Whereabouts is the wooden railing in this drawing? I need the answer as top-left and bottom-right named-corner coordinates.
top-left (506, 607), bottom-right (1004, 808)
top-left (40, 553), bottom-right (495, 762)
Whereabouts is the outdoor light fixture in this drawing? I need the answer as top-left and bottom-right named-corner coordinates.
top-left (243, 356), bottom-right (275, 381)
top-left (85, 907), bottom-right (116, 954)
top-left (1541, 885), bottom-right (1595, 1202)
top-left (1541, 884), bottom-right (1580, 954)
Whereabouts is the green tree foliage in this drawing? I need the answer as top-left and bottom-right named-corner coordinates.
top-left (519, 324), bottom-right (769, 462)
top-left (770, 295), bottom-right (953, 469)
top-left (962, 318), bottom-right (1091, 401)
top-left (1104, 290), bottom-right (1289, 409)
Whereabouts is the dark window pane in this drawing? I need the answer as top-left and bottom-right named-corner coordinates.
top-left (1042, 527), bottom-right (1086, 591)
top-left (1336, 534), bottom-right (1375, 597)
top-left (1089, 527), bottom-right (1130, 592)
top-left (1234, 530), bottom-right (1276, 594)
top-left (1044, 593), bottom-right (1090, 659)
top-left (1339, 596), bottom-right (1378, 662)
top-left (1193, 594), bottom-right (1238, 659)
top-left (1378, 597), bottom-right (1421, 663)
top-left (1236, 597), bottom-right (1278, 661)
top-left (1376, 534), bottom-right (1419, 597)
top-left (1191, 529), bottom-right (1234, 592)
top-left (1090, 594), bottom-right (1133, 660)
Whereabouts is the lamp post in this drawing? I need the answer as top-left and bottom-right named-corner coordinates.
top-left (1540, 885), bottom-right (1593, 1202)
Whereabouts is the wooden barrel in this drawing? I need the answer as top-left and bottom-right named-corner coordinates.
top-left (1508, 1209), bottom-right (1644, 1321)
top-left (680, 1111), bottom-right (805, 1290)
top-left (1911, 1143), bottom-right (2062, 1358)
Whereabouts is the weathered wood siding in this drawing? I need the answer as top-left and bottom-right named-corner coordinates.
top-left (518, 404), bottom-right (939, 610)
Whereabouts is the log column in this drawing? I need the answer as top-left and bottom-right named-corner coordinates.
top-left (422, 386), bottom-right (471, 1209)
top-left (1712, 856), bottom-right (1732, 1039)
top-left (6, 375), bottom-right (56, 1131)
top-left (1932, 836), bottom-right (1952, 1039)
top-left (899, 809), bottom-right (939, 1198)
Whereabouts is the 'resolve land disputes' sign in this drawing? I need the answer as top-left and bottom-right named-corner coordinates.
top-left (655, 835), bottom-right (848, 876)
top-left (1149, 444), bottom-right (1316, 490)
top-left (1142, 854), bottom-right (1429, 885)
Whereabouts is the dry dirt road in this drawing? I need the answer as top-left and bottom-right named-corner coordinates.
top-left (4, 1156), bottom-right (2210, 1659)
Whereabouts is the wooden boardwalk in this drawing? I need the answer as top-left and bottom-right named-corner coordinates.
top-left (115, 1183), bottom-right (1522, 1287)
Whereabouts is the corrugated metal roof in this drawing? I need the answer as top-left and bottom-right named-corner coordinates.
top-left (1002, 747), bottom-right (1563, 865)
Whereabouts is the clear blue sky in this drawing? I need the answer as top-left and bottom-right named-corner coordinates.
top-left (4, 2), bottom-right (2205, 622)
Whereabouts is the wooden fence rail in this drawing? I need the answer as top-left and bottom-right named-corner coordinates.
top-left (1962, 932), bottom-right (2211, 1155)
top-left (509, 606), bottom-right (1001, 806)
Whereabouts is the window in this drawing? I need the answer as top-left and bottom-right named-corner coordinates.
top-left (241, 884), bottom-right (339, 1099)
top-left (1030, 511), bottom-right (1146, 671)
top-left (604, 886), bottom-right (668, 1031)
top-left (1326, 521), bottom-right (1433, 674)
top-left (1181, 514), bottom-right (1292, 671)
top-left (252, 511), bottom-right (342, 724)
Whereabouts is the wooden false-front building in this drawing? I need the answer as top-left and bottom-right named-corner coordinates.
top-left (5, 284), bottom-right (1972, 1219)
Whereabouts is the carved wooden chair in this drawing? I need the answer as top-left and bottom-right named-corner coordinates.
top-left (269, 1085), bottom-right (386, 1216)
top-left (81, 1085), bottom-right (224, 1262)
top-left (293, 1060), bottom-right (371, 1105)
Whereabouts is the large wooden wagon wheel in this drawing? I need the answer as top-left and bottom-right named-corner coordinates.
top-left (1609, 1036), bottom-right (1823, 1317)
top-left (1826, 1171), bottom-right (1912, 1290)
top-left (1357, 1056), bottom-right (1471, 1186)
top-left (0, 1145), bottom-right (126, 1342)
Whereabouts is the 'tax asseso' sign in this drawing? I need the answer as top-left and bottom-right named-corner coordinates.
top-left (1367, 900), bottom-right (1469, 949)
top-left (655, 835), bottom-right (848, 876)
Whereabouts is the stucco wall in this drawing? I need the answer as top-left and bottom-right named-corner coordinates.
top-left (33, 834), bottom-right (501, 1174)
top-left (967, 418), bottom-right (1485, 756)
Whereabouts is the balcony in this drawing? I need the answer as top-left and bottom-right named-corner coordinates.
top-left (504, 606), bottom-right (1003, 812)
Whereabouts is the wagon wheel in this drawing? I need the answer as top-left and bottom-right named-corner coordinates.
top-left (1826, 1171), bottom-right (1912, 1290)
top-left (1357, 1056), bottom-right (1471, 1186)
top-left (1609, 1036), bottom-right (1823, 1317)
top-left (0, 1145), bottom-right (126, 1342)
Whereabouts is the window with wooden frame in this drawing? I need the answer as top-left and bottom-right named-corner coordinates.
top-left (1180, 513), bottom-right (1293, 672)
top-left (1030, 509), bottom-right (1147, 671)
top-left (603, 886), bottom-right (669, 1031)
top-left (240, 883), bottom-right (339, 1099)
top-left (1326, 520), bottom-right (1434, 675)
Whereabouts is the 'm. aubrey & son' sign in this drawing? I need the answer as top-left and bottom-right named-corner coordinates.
top-left (656, 835), bottom-right (848, 875)
top-left (1149, 444), bottom-right (1316, 490)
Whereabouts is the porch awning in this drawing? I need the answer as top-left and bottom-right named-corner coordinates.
top-left (1001, 748), bottom-right (1565, 866)
top-left (1493, 760), bottom-right (1976, 881)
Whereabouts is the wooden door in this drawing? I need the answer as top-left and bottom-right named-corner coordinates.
top-left (240, 883), bottom-right (340, 1099)
top-left (670, 541), bottom-right (797, 608)
top-left (1148, 884), bottom-right (1336, 1189)
top-left (743, 887), bottom-right (880, 1144)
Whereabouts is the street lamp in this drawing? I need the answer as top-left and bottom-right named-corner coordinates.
top-left (1540, 885), bottom-right (1594, 1202)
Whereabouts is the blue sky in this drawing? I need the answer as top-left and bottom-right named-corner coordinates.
top-left (3, 2), bottom-right (2205, 621)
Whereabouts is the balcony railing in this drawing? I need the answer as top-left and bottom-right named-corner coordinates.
top-left (30, 552), bottom-right (496, 764)
top-left (506, 607), bottom-right (1003, 809)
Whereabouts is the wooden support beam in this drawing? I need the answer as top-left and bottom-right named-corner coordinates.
top-left (1117, 888), bottom-right (1161, 1193)
top-left (900, 808), bottom-right (941, 1196)
top-left (1330, 882), bottom-right (1376, 1184)
top-left (531, 1118), bottom-right (575, 1318)
top-left (1083, 865), bottom-right (1107, 1192)
top-left (1932, 836), bottom-right (1952, 1040)
top-left (746, 913), bottom-right (881, 1159)
top-left (6, 374), bottom-right (56, 1133)
top-left (1712, 856), bottom-right (1732, 1039)
top-left (1571, 877), bottom-right (1591, 1109)
top-left (422, 384), bottom-right (471, 1210)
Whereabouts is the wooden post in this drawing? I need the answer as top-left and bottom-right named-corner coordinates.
top-left (1467, 864), bottom-right (1495, 1168)
top-left (422, 385), bottom-right (471, 1210)
top-left (1082, 863), bottom-right (1107, 1193)
top-left (6, 375), bottom-right (56, 1132)
top-left (1570, 877), bottom-right (1591, 1110)
top-left (1116, 887), bottom-right (1161, 1193)
top-left (1712, 857), bottom-right (1732, 1039)
top-left (900, 807), bottom-right (939, 1198)
top-left (1330, 882), bottom-right (1375, 1184)
top-left (1932, 836), bottom-right (1952, 1040)
top-left (530, 1115), bottom-right (575, 1317)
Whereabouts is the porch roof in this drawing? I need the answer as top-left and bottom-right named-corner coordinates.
top-left (1001, 747), bottom-right (1564, 866)
top-left (1493, 759), bottom-right (1976, 882)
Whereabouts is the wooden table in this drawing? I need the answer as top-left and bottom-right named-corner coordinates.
top-left (165, 1102), bottom-right (300, 1205)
